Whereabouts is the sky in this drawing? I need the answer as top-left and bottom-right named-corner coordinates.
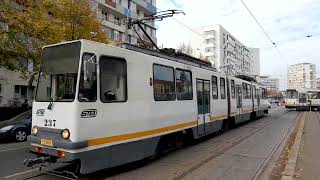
top-left (155, 0), bottom-right (320, 90)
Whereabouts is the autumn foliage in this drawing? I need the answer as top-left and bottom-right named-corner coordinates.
top-left (0, 0), bottom-right (110, 75)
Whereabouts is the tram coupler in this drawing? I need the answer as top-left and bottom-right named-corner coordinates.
top-left (24, 156), bottom-right (52, 167)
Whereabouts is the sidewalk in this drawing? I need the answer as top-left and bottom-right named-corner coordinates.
top-left (294, 112), bottom-right (320, 179)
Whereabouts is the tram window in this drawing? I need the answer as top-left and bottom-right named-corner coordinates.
top-left (100, 56), bottom-right (127, 102)
top-left (212, 76), bottom-right (218, 99)
top-left (231, 80), bottom-right (235, 99)
top-left (176, 69), bottom-right (192, 100)
top-left (153, 64), bottom-right (175, 101)
top-left (253, 85), bottom-right (256, 99)
top-left (261, 88), bottom-right (267, 99)
top-left (78, 53), bottom-right (97, 102)
top-left (247, 84), bottom-right (251, 99)
top-left (220, 77), bottom-right (226, 99)
top-left (242, 83), bottom-right (247, 98)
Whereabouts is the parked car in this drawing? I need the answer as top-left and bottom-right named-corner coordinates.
top-left (0, 110), bottom-right (32, 142)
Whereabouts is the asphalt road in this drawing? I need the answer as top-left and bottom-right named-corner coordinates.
top-left (0, 141), bottom-right (36, 178)
top-left (0, 106), bottom-right (294, 180)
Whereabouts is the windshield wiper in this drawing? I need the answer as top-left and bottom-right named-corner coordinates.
top-left (47, 96), bottom-right (56, 110)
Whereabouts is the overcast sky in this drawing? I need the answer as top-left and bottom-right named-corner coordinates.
top-left (155, 0), bottom-right (320, 90)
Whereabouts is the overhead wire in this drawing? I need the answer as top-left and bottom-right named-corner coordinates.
top-left (155, 7), bottom-right (206, 39)
top-left (239, 0), bottom-right (283, 58)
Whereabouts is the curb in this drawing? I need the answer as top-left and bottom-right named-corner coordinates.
top-left (281, 112), bottom-right (306, 180)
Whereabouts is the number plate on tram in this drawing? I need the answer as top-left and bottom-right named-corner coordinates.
top-left (40, 139), bottom-right (53, 147)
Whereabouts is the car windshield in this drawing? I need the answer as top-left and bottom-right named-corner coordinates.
top-left (36, 42), bottom-right (81, 102)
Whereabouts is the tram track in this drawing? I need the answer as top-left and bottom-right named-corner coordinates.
top-left (173, 111), bottom-right (302, 180)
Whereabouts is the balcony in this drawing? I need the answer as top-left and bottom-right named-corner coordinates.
top-left (105, 0), bottom-right (116, 8)
top-left (131, 0), bottom-right (157, 15)
top-left (98, 0), bottom-right (138, 19)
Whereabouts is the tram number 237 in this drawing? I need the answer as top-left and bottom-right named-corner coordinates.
top-left (44, 119), bottom-right (56, 127)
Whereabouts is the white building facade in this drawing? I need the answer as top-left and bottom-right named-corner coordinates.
top-left (0, 67), bottom-right (36, 107)
top-left (189, 24), bottom-right (260, 76)
top-left (288, 63), bottom-right (317, 89)
top-left (259, 76), bottom-right (279, 91)
top-left (90, 0), bottom-right (157, 47)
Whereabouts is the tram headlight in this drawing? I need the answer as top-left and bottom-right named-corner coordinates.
top-left (32, 126), bottom-right (38, 135)
top-left (61, 129), bottom-right (70, 139)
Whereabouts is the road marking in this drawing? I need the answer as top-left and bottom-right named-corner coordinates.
top-left (3, 169), bottom-right (38, 179)
top-left (0, 146), bottom-right (29, 153)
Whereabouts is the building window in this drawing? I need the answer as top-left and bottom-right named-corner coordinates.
top-left (205, 47), bottom-right (214, 53)
top-left (110, 29), bottom-right (115, 40)
top-left (205, 38), bottom-right (214, 44)
top-left (220, 78), bottom-right (226, 99)
top-left (231, 80), bottom-right (235, 99)
top-left (15, 85), bottom-right (20, 93)
top-left (100, 56), bottom-right (127, 102)
top-left (204, 30), bottom-right (215, 36)
top-left (114, 16), bottom-right (121, 25)
top-left (176, 69), bottom-right (193, 100)
top-left (153, 64), bottom-right (175, 101)
top-left (212, 76), bottom-right (218, 99)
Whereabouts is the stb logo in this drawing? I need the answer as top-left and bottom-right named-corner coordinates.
top-left (81, 109), bottom-right (97, 118)
top-left (36, 109), bottom-right (45, 116)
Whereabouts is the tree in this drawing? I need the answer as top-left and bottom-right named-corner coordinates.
top-left (0, 0), bottom-right (110, 80)
top-left (177, 43), bottom-right (194, 56)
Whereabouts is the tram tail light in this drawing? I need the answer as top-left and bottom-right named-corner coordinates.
top-left (57, 150), bottom-right (65, 158)
top-left (35, 147), bottom-right (42, 153)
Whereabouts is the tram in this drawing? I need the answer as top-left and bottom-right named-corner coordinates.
top-left (25, 40), bottom-right (269, 174)
top-left (307, 90), bottom-right (320, 111)
top-left (285, 88), bottom-right (320, 111)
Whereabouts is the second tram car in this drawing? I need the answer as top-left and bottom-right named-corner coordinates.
top-left (307, 90), bottom-right (320, 111)
top-left (285, 89), bottom-right (298, 109)
top-left (285, 89), bottom-right (320, 111)
top-left (26, 40), bottom-right (269, 174)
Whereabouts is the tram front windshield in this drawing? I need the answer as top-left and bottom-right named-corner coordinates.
top-left (308, 92), bottom-right (320, 99)
top-left (287, 90), bottom-right (298, 99)
top-left (36, 42), bottom-right (81, 102)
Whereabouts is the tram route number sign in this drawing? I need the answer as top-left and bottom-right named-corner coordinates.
top-left (81, 109), bottom-right (97, 118)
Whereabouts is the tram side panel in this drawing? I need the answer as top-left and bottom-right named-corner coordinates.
top-left (28, 40), bottom-right (269, 174)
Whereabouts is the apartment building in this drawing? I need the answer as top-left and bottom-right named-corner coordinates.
top-left (189, 24), bottom-right (260, 76)
top-left (317, 78), bottom-right (320, 90)
top-left (0, 65), bottom-right (36, 107)
top-left (259, 76), bottom-right (279, 91)
top-left (90, 0), bottom-right (157, 47)
top-left (288, 63), bottom-right (317, 89)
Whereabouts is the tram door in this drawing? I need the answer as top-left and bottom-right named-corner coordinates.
top-left (257, 89), bottom-right (261, 110)
top-left (236, 85), bottom-right (243, 122)
top-left (196, 79), bottom-right (210, 136)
